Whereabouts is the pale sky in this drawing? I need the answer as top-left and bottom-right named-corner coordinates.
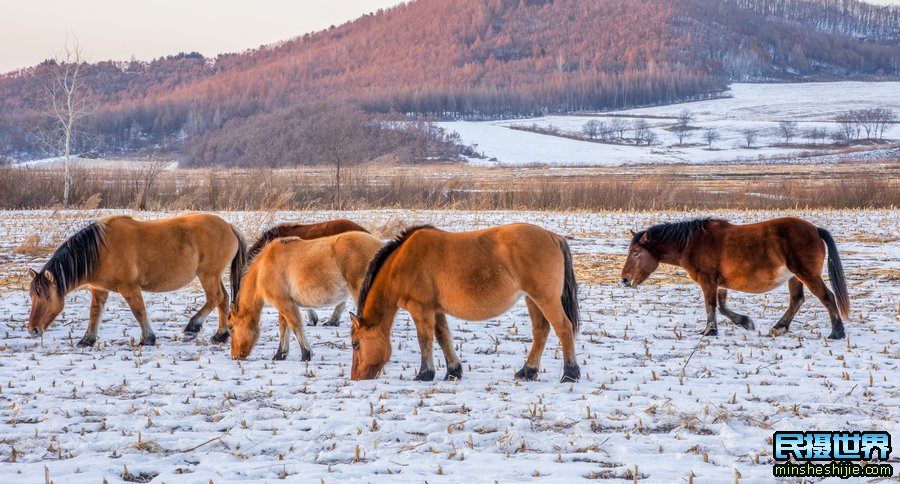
top-left (2, 0), bottom-right (898, 74)
top-left (1, 0), bottom-right (406, 73)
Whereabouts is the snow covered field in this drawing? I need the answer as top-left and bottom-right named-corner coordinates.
top-left (0, 209), bottom-right (897, 483)
top-left (440, 82), bottom-right (900, 166)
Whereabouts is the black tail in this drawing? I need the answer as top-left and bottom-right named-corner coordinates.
top-left (230, 225), bottom-right (248, 308)
top-left (818, 228), bottom-right (850, 319)
top-left (557, 238), bottom-right (580, 335)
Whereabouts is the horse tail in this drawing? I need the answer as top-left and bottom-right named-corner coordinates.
top-left (557, 237), bottom-right (580, 335)
top-left (818, 227), bottom-right (850, 319)
top-left (230, 224), bottom-right (248, 309)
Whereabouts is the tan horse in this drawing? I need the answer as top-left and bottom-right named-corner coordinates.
top-left (230, 231), bottom-right (384, 361)
top-left (28, 214), bottom-right (247, 346)
top-left (350, 224), bottom-right (581, 383)
top-left (247, 219), bottom-right (369, 326)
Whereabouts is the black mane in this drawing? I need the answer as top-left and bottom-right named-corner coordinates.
top-left (356, 225), bottom-right (434, 317)
top-left (632, 218), bottom-right (720, 254)
top-left (30, 221), bottom-right (107, 297)
top-left (248, 224), bottom-right (298, 262)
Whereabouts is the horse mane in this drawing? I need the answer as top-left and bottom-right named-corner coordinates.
top-left (248, 224), bottom-right (299, 262)
top-left (633, 218), bottom-right (721, 254)
top-left (30, 221), bottom-right (108, 297)
top-left (356, 225), bottom-right (435, 318)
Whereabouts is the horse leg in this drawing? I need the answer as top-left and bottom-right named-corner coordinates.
top-left (434, 313), bottom-right (462, 380)
top-left (533, 297), bottom-right (579, 383)
top-left (770, 277), bottom-right (805, 336)
top-left (515, 297), bottom-right (550, 381)
top-left (717, 289), bottom-right (754, 331)
top-left (275, 300), bottom-right (313, 361)
top-left (210, 281), bottom-right (231, 343)
top-left (322, 301), bottom-right (345, 327)
top-left (272, 313), bottom-right (290, 361)
top-left (186, 275), bottom-right (224, 342)
top-left (408, 305), bottom-right (436, 381)
top-left (700, 282), bottom-right (718, 336)
top-left (795, 274), bottom-right (845, 339)
top-left (121, 287), bottom-right (155, 346)
top-left (306, 309), bottom-right (319, 326)
top-left (78, 289), bottom-right (109, 348)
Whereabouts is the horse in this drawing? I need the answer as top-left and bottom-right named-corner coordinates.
top-left (247, 219), bottom-right (369, 326)
top-left (349, 223), bottom-right (581, 383)
top-left (27, 214), bottom-right (247, 346)
top-left (620, 217), bottom-right (850, 339)
top-left (230, 231), bottom-right (384, 361)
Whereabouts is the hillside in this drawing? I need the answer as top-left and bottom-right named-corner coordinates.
top-left (1, 0), bottom-right (898, 165)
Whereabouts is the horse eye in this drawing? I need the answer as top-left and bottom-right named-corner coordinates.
top-left (633, 252), bottom-right (641, 258)
top-left (352, 341), bottom-right (360, 351)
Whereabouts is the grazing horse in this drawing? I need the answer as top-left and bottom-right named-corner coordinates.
top-left (247, 219), bottom-right (369, 326)
top-left (230, 231), bottom-right (384, 361)
top-left (28, 214), bottom-right (247, 346)
top-left (620, 217), bottom-right (850, 339)
top-left (349, 224), bottom-right (581, 383)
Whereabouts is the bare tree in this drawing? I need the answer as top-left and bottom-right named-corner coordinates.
top-left (582, 119), bottom-right (602, 140)
top-left (609, 118), bottom-right (628, 139)
top-left (312, 103), bottom-right (367, 209)
top-left (703, 128), bottom-right (721, 148)
top-left (41, 38), bottom-right (93, 208)
top-left (632, 119), bottom-right (651, 145)
top-left (642, 129), bottom-right (658, 146)
top-left (740, 128), bottom-right (759, 148)
top-left (672, 110), bottom-right (694, 145)
top-left (778, 121), bottom-right (799, 144)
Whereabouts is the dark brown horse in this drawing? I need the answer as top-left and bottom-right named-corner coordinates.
top-left (247, 219), bottom-right (369, 326)
top-left (620, 217), bottom-right (850, 339)
top-left (350, 224), bottom-right (580, 383)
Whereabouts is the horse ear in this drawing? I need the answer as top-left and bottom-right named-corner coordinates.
top-left (43, 271), bottom-right (55, 284)
top-left (28, 268), bottom-right (39, 279)
top-left (350, 313), bottom-right (360, 331)
top-left (628, 229), bottom-right (636, 237)
top-left (639, 232), bottom-right (650, 244)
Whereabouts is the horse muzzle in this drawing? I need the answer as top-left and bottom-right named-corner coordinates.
top-left (29, 327), bottom-right (43, 337)
top-left (621, 278), bottom-right (632, 288)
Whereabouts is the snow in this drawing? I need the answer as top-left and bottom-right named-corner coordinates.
top-left (439, 82), bottom-right (900, 166)
top-left (0, 209), bottom-right (897, 483)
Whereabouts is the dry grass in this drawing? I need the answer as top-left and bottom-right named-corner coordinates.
top-left (1, 160), bottom-right (898, 211)
top-left (12, 235), bottom-right (54, 257)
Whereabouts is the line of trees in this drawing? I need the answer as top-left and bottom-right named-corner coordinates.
top-left (834, 108), bottom-right (896, 142)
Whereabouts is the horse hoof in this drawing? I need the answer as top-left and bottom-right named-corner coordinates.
top-left (414, 369), bottom-right (435, 381)
top-left (701, 327), bottom-right (718, 337)
top-left (76, 337), bottom-right (96, 348)
top-left (560, 363), bottom-right (580, 383)
top-left (300, 348), bottom-right (312, 362)
top-left (182, 331), bottom-right (200, 342)
top-left (828, 329), bottom-right (846, 340)
top-left (769, 326), bottom-right (788, 337)
top-left (445, 363), bottom-right (463, 381)
top-left (272, 351), bottom-right (287, 361)
top-left (139, 334), bottom-right (157, 346)
top-left (739, 316), bottom-right (755, 331)
top-left (322, 319), bottom-right (341, 327)
top-left (514, 366), bottom-right (539, 381)
top-left (209, 331), bottom-right (230, 344)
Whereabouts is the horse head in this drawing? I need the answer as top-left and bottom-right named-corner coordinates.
top-left (349, 313), bottom-right (391, 380)
top-left (620, 230), bottom-right (660, 288)
top-left (27, 268), bottom-right (65, 337)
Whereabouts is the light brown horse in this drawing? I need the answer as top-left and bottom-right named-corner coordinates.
top-left (230, 231), bottom-right (384, 361)
top-left (620, 217), bottom-right (850, 339)
top-left (28, 214), bottom-right (247, 346)
top-left (247, 219), bottom-right (369, 326)
top-left (350, 224), bottom-right (580, 383)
